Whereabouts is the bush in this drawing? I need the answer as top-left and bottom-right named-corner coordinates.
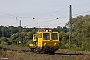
top-left (1, 41), bottom-right (8, 45)
top-left (82, 46), bottom-right (90, 51)
top-left (19, 44), bottom-right (28, 47)
top-left (0, 37), bottom-right (9, 45)
top-left (59, 43), bottom-right (66, 49)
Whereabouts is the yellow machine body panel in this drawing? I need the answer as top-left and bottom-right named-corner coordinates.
top-left (38, 38), bottom-right (43, 47)
top-left (42, 40), bottom-right (59, 47)
top-left (33, 34), bottom-right (38, 42)
top-left (29, 29), bottom-right (60, 54)
top-left (30, 32), bottom-right (60, 47)
top-left (42, 32), bottom-right (60, 47)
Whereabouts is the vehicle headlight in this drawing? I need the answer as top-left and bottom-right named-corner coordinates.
top-left (54, 43), bottom-right (57, 46)
top-left (44, 43), bottom-right (46, 46)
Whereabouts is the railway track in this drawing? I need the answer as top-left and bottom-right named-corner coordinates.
top-left (0, 46), bottom-right (87, 56)
top-left (0, 46), bottom-right (30, 52)
top-left (55, 52), bottom-right (84, 55)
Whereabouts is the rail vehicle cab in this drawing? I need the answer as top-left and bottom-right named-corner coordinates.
top-left (29, 28), bottom-right (60, 54)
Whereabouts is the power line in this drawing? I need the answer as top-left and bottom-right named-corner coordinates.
top-left (30, 16), bottom-right (68, 26)
top-left (0, 12), bottom-right (17, 17)
top-left (0, 3), bottom-right (90, 28)
top-left (0, 2), bottom-right (90, 18)
top-left (37, 2), bottom-right (90, 17)
top-left (0, 6), bottom-right (69, 19)
top-left (0, 2), bottom-right (89, 19)
top-left (31, 10), bottom-right (90, 28)
top-left (31, 10), bottom-right (89, 26)
top-left (40, 6), bottom-right (69, 16)
top-left (72, 11), bottom-right (90, 17)
top-left (74, 2), bottom-right (90, 9)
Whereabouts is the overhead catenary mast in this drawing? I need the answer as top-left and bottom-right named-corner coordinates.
top-left (69, 5), bottom-right (72, 49)
top-left (19, 20), bottom-right (22, 44)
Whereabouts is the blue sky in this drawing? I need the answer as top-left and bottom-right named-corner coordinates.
top-left (0, 0), bottom-right (90, 28)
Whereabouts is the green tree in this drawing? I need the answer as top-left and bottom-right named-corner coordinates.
top-left (0, 37), bottom-right (9, 45)
top-left (66, 15), bottom-right (90, 51)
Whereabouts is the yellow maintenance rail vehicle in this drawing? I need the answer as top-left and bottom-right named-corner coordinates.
top-left (29, 28), bottom-right (60, 54)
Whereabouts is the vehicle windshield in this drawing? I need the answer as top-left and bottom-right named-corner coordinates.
top-left (43, 33), bottom-right (50, 40)
top-left (52, 33), bottom-right (58, 40)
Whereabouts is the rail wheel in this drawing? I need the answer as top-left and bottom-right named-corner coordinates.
top-left (30, 48), bottom-right (34, 52)
top-left (48, 51), bottom-right (55, 55)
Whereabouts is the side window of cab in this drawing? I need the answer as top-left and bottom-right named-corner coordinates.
top-left (38, 33), bottom-right (42, 38)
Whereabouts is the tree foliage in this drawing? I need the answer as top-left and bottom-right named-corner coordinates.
top-left (65, 15), bottom-right (90, 51)
top-left (0, 15), bottom-right (90, 51)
